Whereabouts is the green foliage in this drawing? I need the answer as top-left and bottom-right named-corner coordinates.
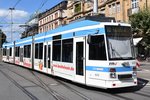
top-left (129, 8), bottom-right (150, 50)
top-left (74, 3), bottom-right (81, 13)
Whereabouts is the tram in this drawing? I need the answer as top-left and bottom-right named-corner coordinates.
top-left (2, 16), bottom-right (137, 88)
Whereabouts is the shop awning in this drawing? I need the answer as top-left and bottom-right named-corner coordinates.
top-left (133, 38), bottom-right (142, 45)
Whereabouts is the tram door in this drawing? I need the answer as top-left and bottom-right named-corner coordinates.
top-left (43, 42), bottom-right (52, 74)
top-left (20, 47), bottom-right (23, 62)
top-left (47, 42), bottom-right (52, 74)
top-left (74, 37), bottom-right (85, 84)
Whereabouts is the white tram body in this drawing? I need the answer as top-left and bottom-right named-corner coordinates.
top-left (2, 17), bottom-right (137, 89)
top-left (2, 42), bottom-right (14, 63)
top-left (15, 37), bottom-right (33, 68)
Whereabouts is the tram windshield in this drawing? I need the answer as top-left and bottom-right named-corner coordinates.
top-left (105, 25), bottom-right (135, 60)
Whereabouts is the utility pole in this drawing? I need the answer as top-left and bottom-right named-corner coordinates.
top-left (9, 8), bottom-right (15, 42)
top-left (93, 0), bottom-right (98, 14)
top-left (85, 0), bottom-right (98, 14)
top-left (146, 0), bottom-right (148, 9)
top-left (0, 26), bottom-right (3, 61)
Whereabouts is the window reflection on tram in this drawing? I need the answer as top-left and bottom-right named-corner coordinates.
top-left (105, 26), bottom-right (135, 60)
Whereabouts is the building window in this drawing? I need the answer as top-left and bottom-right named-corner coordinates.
top-left (55, 21), bottom-right (58, 28)
top-left (47, 25), bottom-right (49, 31)
top-left (74, 3), bottom-right (81, 13)
top-left (45, 18), bottom-right (46, 23)
top-left (51, 15), bottom-right (53, 20)
top-left (112, 3), bottom-right (116, 14)
top-left (49, 24), bottom-right (51, 30)
top-left (43, 19), bottom-right (45, 24)
top-left (45, 25), bottom-right (47, 32)
top-left (47, 17), bottom-right (48, 22)
top-left (40, 20), bottom-right (42, 25)
top-left (40, 28), bottom-right (42, 33)
top-left (51, 24), bottom-right (53, 30)
top-left (108, 5), bottom-right (112, 15)
top-left (55, 12), bottom-right (58, 19)
top-left (49, 16), bottom-right (51, 21)
top-left (116, 2), bottom-right (121, 13)
top-left (100, 8), bottom-right (105, 14)
top-left (100, 0), bottom-right (107, 3)
top-left (132, 0), bottom-right (139, 9)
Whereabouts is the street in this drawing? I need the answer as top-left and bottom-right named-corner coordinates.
top-left (0, 62), bottom-right (150, 100)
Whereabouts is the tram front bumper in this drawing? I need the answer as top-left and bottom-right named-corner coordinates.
top-left (105, 78), bottom-right (137, 88)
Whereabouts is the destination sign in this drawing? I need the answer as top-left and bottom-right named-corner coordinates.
top-left (105, 25), bottom-right (132, 37)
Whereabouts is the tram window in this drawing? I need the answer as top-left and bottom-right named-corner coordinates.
top-left (89, 35), bottom-right (107, 60)
top-left (39, 43), bottom-right (43, 59)
top-left (62, 39), bottom-right (73, 63)
top-left (27, 45), bottom-right (31, 58)
top-left (35, 43), bottom-right (43, 59)
top-left (15, 47), bottom-right (17, 57)
top-left (24, 45), bottom-right (31, 58)
top-left (9, 48), bottom-right (12, 56)
top-left (6, 49), bottom-right (9, 56)
top-left (24, 45), bottom-right (27, 57)
top-left (44, 45), bottom-right (47, 68)
top-left (3, 48), bottom-right (6, 56)
top-left (15, 47), bottom-right (20, 57)
top-left (17, 47), bottom-right (20, 57)
top-left (35, 44), bottom-right (38, 59)
top-left (48, 45), bottom-right (51, 68)
top-left (34, 43), bottom-right (39, 59)
top-left (53, 40), bottom-right (61, 61)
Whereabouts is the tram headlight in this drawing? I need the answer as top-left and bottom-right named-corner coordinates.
top-left (110, 68), bottom-right (116, 78)
top-left (110, 72), bottom-right (116, 78)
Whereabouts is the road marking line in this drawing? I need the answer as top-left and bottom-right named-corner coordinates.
top-left (137, 69), bottom-right (150, 73)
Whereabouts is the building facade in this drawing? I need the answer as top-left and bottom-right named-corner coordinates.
top-left (66, 0), bottom-right (150, 23)
top-left (38, 1), bottom-right (67, 33)
top-left (23, 0), bottom-right (150, 38)
top-left (21, 13), bottom-right (39, 38)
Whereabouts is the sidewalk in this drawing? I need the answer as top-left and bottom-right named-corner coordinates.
top-left (140, 61), bottom-right (150, 66)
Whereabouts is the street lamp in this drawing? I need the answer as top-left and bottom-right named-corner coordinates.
top-left (9, 8), bottom-right (15, 42)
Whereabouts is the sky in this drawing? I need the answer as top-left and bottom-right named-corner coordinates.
top-left (0, 0), bottom-right (63, 42)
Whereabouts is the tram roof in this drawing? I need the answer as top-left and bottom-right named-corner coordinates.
top-left (35, 20), bottom-right (100, 38)
top-left (34, 15), bottom-right (115, 38)
top-left (2, 42), bottom-right (14, 48)
top-left (2, 15), bottom-right (115, 47)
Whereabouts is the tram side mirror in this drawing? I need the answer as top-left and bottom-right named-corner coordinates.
top-left (87, 35), bottom-right (92, 44)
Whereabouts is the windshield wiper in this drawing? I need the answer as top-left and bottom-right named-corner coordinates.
top-left (109, 42), bottom-right (124, 59)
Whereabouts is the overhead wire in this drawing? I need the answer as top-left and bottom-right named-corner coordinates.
top-left (13, 0), bottom-right (22, 8)
top-left (1, 0), bottom-right (50, 41)
top-left (36, 0), bottom-right (49, 13)
top-left (0, 0), bottom-right (22, 24)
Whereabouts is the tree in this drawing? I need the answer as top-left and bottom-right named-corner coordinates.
top-left (129, 8), bottom-right (150, 56)
top-left (0, 29), bottom-right (7, 47)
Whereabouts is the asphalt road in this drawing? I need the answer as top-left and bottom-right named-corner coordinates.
top-left (0, 62), bottom-right (150, 100)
